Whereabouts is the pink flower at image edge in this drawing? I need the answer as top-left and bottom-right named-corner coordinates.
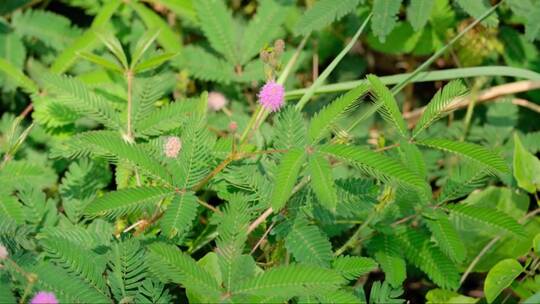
top-left (258, 81), bottom-right (285, 112)
top-left (30, 292), bottom-right (58, 304)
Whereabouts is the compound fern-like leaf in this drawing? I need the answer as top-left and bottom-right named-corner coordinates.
top-left (371, 0), bottom-right (402, 43)
top-left (285, 216), bottom-right (333, 267)
top-left (270, 148), bottom-right (306, 211)
top-left (367, 74), bottom-right (408, 137)
top-left (308, 152), bottom-right (337, 211)
top-left (146, 243), bottom-right (222, 301)
top-left (160, 192), bottom-right (199, 238)
top-left (308, 83), bottom-right (369, 143)
top-left (85, 186), bottom-right (174, 218)
top-left (447, 204), bottom-right (526, 236)
top-left (293, 0), bottom-right (360, 36)
top-left (193, 0), bottom-right (239, 63)
top-left (232, 265), bottom-right (346, 299)
top-left (417, 138), bottom-right (509, 175)
top-left (413, 80), bottom-right (468, 138)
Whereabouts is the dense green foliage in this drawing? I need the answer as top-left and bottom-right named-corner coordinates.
top-left (1, 0), bottom-right (540, 303)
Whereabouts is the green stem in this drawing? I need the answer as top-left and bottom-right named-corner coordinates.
top-left (125, 69), bottom-right (134, 142)
top-left (295, 14), bottom-right (372, 111)
top-left (285, 66), bottom-right (540, 99)
top-left (460, 79), bottom-right (485, 141)
top-left (334, 213), bottom-right (376, 256)
top-left (239, 34), bottom-right (310, 145)
top-left (390, 2), bottom-right (502, 94)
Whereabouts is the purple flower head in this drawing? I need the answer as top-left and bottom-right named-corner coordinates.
top-left (258, 81), bottom-right (284, 112)
top-left (30, 292), bottom-right (58, 304)
top-left (164, 136), bottom-right (182, 158)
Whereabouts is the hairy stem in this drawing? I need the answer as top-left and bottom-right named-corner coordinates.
top-left (126, 69), bottom-right (134, 141)
top-left (334, 213), bottom-right (376, 256)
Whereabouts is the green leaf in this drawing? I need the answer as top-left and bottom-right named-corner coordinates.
top-left (371, 0), bottom-right (402, 43)
top-left (455, 0), bottom-right (498, 28)
top-left (270, 148), bottom-right (306, 211)
top-left (293, 0), bottom-right (360, 36)
top-left (181, 46), bottom-right (236, 83)
top-left (0, 58), bottom-right (38, 93)
top-left (29, 262), bottom-right (111, 304)
top-left (133, 52), bottom-right (178, 73)
top-left (95, 31), bottom-right (128, 69)
top-left (135, 100), bottom-right (195, 136)
top-left (513, 133), bottom-right (540, 193)
top-left (426, 289), bottom-right (478, 304)
top-left (232, 265), bottom-right (346, 299)
top-left (418, 139), bottom-right (509, 175)
top-left (108, 239), bottom-right (147, 302)
top-left (39, 234), bottom-right (109, 297)
top-left (285, 216), bottom-right (333, 267)
top-left (308, 152), bottom-right (337, 211)
top-left (273, 106), bottom-right (307, 150)
top-left (0, 279), bottom-right (15, 304)
top-left (308, 83), bottom-right (369, 143)
top-left (524, 7), bottom-right (540, 41)
top-left (160, 192), bottom-right (199, 238)
top-left (0, 32), bottom-right (26, 91)
top-left (72, 131), bottom-right (174, 184)
top-left (399, 141), bottom-right (427, 180)
top-left (131, 28), bottom-right (161, 68)
top-left (241, 0), bottom-right (287, 64)
top-left (366, 74), bottom-right (408, 137)
top-left (399, 229), bottom-right (460, 290)
top-left (319, 144), bottom-right (427, 192)
top-left (407, 0), bottom-right (435, 31)
top-left (78, 51), bottom-right (123, 72)
top-left (332, 256), bottom-right (378, 280)
top-left (172, 118), bottom-right (214, 189)
top-left (51, 0), bottom-right (122, 73)
top-left (12, 9), bottom-right (81, 51)
top-left (193, 0), bottom-right (239, 63)
top-left (369, 234), bottom-right (406, 288)
top-left (85, 186), bottom-right (174, 217)
top-left (215, 195), bottom-right (253, 292)
top-left (130, 2), bottom-right (182, 54)
top-left (132, 74), bottom-right (177, 129)
top-left (412, 80), bottom-right (468, 138)
top-left (147, 243), bottom-right (222, 300)
top-left (38, 72), bottom-right (121, 130)
top-left (375, 251), bottom-right (406, 288)
top-left (424, 211), bottom-right (466, 263)
top-left (447, 204), bottom-right (526, 237)
top-left (369, 281), bottom-right (405, 304)
top-left (0, 195), bottom-right (24, 224)
top-left (484, 259), bottom-right (522, 303)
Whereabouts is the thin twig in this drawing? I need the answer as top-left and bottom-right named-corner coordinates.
top-left (460, 207), bottom-right (540, 285)
top-left (197, 198), bottom-right (221, 214)
top-left (512, 98), bottom-right (540, 114)
top-left (250, 221), bottom-right (276, 254)
top-left (460, 236), bottom-right (501, 285)
top-left (247, 207), bottom-right (273, 234)
top-left (404, 80), bottom-right (540, 126)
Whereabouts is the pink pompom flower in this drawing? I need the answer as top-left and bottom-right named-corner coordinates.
top-left (207, 91), bottom-right (228, 111)
top-left (30, 292), bottom-right (58, 304)
top-left (0, 244), bottom-right (7, 260)
top-left (164, 136), bottom-right (182, 158)
top-left (258, 81), bottom-right (285, 112)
